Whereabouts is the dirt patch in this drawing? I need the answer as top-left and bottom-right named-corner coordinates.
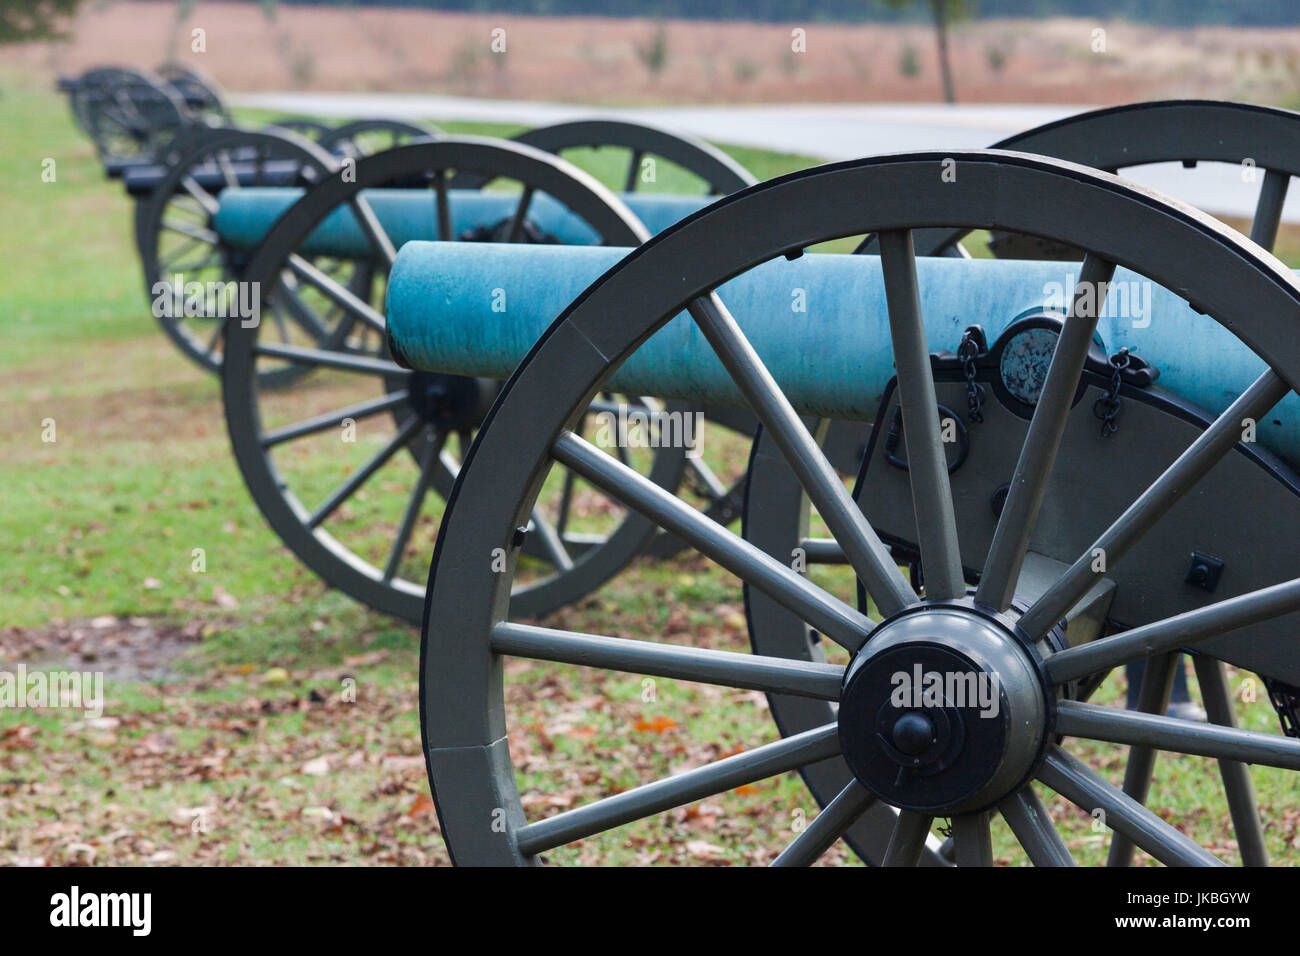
top-left (0, 615), bottom-right (206, 681)
top-left (7, 4), bottom-right (1300, 106)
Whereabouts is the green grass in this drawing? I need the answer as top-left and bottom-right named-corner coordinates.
top-left (2, 69), bottom-right (1298, 866)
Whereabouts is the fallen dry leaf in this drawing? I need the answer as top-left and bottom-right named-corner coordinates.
top-left (635, 715), bottom-right (678, 734)
top-left (406, 792), bottom-right (437, 817)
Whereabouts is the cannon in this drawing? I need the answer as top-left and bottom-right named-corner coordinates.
top-left (132, 127), bottom-right (347, 383)
top-left (59, 67), bottom-right (191, 166)
top-left (402, 147), bottom-right (1300, 867)
top-left (220, 131), bottom-right (758, 622)
top-left (729, 99), bottom-right (1300, 866)
top-left (55, 61), bottom-right (441, 181)
top-left (129, 120), bottom-right (446, 380)
top-left (154, 63), bottom-right (231, 126)
top-left (133, 119), bottom-right (739, 384)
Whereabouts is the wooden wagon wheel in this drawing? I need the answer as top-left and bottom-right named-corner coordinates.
top-left (135, 127), bottom-right (343, 384)
top-left (745, 100), bottom-right (1300, 865)
top-left (220, 137), bottom-right (694, 623)
top-left (317, 118), bottom-right (442, 158)
top-left (80, 68), bottom-right (189, 165)
top-left (418, 150), bottom-right (1300, 865)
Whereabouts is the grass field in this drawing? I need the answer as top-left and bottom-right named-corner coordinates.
top-left (2, 70), bottom-right (1298, 866)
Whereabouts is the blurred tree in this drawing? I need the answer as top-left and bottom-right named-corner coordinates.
top-left (877, 0), bottom-right (970, 103)
top-left (0, 0), bottom-right (85, 45)
top-left (635, 21), bottom-right (670, 82)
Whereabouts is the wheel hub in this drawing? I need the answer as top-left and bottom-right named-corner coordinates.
top-left (838, 604), bottom-right (1049, 815)
top-left (405, 371), bottom-right (494, 430)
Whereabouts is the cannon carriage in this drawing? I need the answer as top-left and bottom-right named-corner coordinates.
top-left (217, 129), bottom-right (761, 621)
top-left (367, 121), bottom-right (1300, 864)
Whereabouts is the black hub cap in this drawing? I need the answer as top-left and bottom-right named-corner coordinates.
top-left (838, 604), bottom-right (1049, 815)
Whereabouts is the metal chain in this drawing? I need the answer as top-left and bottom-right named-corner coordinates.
top-left (957, 328), bottom-right (986, 425)
top-left (1092, 348), bottom-right (1130, 438)
top-left (1264, 676), bottom-right (1300, 738)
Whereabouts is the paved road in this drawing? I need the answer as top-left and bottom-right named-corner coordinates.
top-left (235, 92), bottom-right (1300, 223)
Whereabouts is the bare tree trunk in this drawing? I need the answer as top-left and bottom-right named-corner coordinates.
top-left (931, 0), bottom-right (956, 103)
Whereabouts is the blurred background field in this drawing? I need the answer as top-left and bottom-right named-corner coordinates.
top-left (7, 1), bottom-right (1300, 107)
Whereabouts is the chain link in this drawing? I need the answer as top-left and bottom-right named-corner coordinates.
top-left (1264, 676), bottom-right (1300, 738)
top-left (1092, 348), bottom-right (1130, 438)
top-left (957, 328), bottom-right (986, 425)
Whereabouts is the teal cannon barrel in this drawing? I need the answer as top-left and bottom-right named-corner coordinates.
top-left (123, 160), bottom-right (305, 197)
top-left (385, 241), bottom-right (1300, 465)
top-left (212, 187), bottom-right (711, 255)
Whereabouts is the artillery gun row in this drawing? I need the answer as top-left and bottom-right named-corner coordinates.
top-left (56, 81), bottom-right (1300, 865)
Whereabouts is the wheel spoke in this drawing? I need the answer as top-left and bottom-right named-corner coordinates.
top-left (157, 233), bottom-right (205, 272)
top-left (162, 218), bottom-right (220, 244)
top-left (215, 149), bottom-right (239, 190)
top-left (255, 340), bottom-right (408, 377)
top-left (349, 195), bottom-right (398, 268)
top-left (998, 788), bottom-right (1075, 866)
top-left (1018, 369), bottom-right (1289, 639)
top-left (1105, 653), bottom-right (1177, 868)
top-left (262, 392), bottom-right (409, 448)
top-left (492, 621), bottom-right (844, 700)
top-left (287, 253), bottom-right (387, 335)
top-left (1191, 656), bottom-right (1268, 866)
top-left (1057, 698), bottom-right (1300, 772)
top-left (167, 195), bottom-right (208, 221)
top-left (687, 292), bottom-right (916, 616)
top-left (770, 781), bottom-right (876, 866)
top-left (167, 250), bottom-right (223, 278)
top-left (684, 455), bottom-right (729, 502)
top-left (951, 811), bottom-right (994, 866)
top-left (1044, 576), bottom-right (1300, 684)
top-left (624, 149), bottom-right (644, 192)
top-left (434, 169), bottom-right (451, 241)
top-left (1037, 746), bottom-right (1224, 867)
top-left (881, 810), bottom-right (933, 866)
top-left (800, 538), bottom-right (846, 564)
top-left (552, 431), bottom-right (875, 652)
top-left (975, 254), bottom-right (1116, 611)
top-left (271, 300), bottom-right (292, 343)
top-left (528, 508), bottom-right (574, 572)
top-left (878, 229), bottom-right (963, 600)
top-left (383, 431), bottom-right (445, 581)
top-left (273, 279), bottom-right (332, 342)
top-left (307, 416), bottom-right (423, 529)
top-left (555, 469), bottom-right (577, 538)
top-left (180, 175), bottom-right (219, 215)
top-left (201, 314), bottom-right (227, 357)
top-left (1249, 168), bottom-right (1290, 251)
top-left (506, 185), bottom-right (535, 243)
top-left (513, 723), bottom-right (841, 856)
